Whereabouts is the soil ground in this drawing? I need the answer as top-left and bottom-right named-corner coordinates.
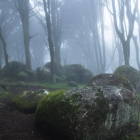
top-left (0, 84), bottom-right (57, 140)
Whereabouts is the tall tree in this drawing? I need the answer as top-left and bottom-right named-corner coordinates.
top-left (0, 26), bottom-right (9, 77)
top-left (14, 0), bottom-right (31, 70)
top-left (43, 0), bottom-right (55, 83)
top-left (107, 0), bottom-right (138, 65)
top-left (51, 0), bottom-right (62, 64)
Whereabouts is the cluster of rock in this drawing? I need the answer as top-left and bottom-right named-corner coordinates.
top-left (36, 62), bottom-right (94, 85)
top-left (1, 62), bottom-right (140, 139)
top-left (0, 61), bottom-right (94, 86)
top-left (0, 61), bottom-right (36, 82)
top-left (34, 66), bottom-right (140, 140)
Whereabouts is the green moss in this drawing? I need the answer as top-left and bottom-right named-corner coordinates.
top-left (87, 73), bottom-right (134, 93)
top-left (114, 65), bottom-right (140, 88)
top-left (0, 91), bottom-right (11, 98)
top-left (35, 87), bottom-right (111, 139)
top-left (36, 90), bottom-right (82, 135)
top-left (44, 61), bottom-right (65, 77)
top-left (11, 90), bottom-right (46, 113)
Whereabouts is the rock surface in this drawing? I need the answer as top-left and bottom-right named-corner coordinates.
top-left (36, 67), bottom-right (51, 82)
top-left (114, 65), bottom-right (140, 89)
top-left (0, 61), bottom-right (26, 78)
top-left (87, 73), bottom-right (135, 93)
top-left (64, 64), bottom-right (94, 84)
top-left (67, 81), bottom-right (78, 87)
top-left (11, 89), bottom-right (49, 113)
top-left (44, 61), bottom-right (65, 77)
top-left (35, 86), bottom-right (139, 140)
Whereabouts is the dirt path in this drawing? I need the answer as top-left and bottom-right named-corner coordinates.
top-left (0, 84), bottom-right (55, 140)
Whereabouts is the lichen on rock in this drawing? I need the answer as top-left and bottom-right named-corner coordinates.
top-left (114, 65), bottom-right (140, 89)
top-left (35, 86), bottom-right (139, 140)
top-left (11, 89), bottom-right (49, 113)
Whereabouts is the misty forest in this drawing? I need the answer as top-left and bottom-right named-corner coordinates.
top-left (0, 0), bottom-right (140, 140)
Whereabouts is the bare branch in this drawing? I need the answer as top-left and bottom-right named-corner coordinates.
top-left (29, 33), bottom-right (38, 40)
top-left (99, 3), bottom-right (113, 16)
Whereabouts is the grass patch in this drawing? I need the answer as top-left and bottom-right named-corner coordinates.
top-left (28, 82), bottom-right (85, 89)
top-left (0, 91), bottom-right (12, 99)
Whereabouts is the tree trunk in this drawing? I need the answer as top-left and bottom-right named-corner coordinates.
top-left (100, 4), bottom-right (106, 73)
top-left (43, 0), bottom-right (55, 83)
top-left (54, 41), bottom-right (61, 64)
top-left (132, 35), bottom-right (140, 70)
top-left (122, 40), bottom-right (130, 65)
top-left (0, 27), bottom-right (9, 77)
top-left (22, 23), bottom-right (31, 70)
top-left (17, 0), bottom-right (31, 70)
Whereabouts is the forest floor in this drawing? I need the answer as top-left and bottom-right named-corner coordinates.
top-left (0, 84), bottom-right (140, 140)
top-left (0, 84), bottom-right (58, 140)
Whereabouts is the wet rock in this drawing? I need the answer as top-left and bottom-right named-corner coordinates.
top-left (67, 81), bottom-right (78, 87)
top-left (87, 73), bottom-right (135, 93)
top-left (35, 86), bottom-right (139, 140)
top-left (36, 67), bottom-right (51, 82)
top-left (16, 81), bottom-right (28, 87)
top-left (64, 64), bottom-right (94, 84)
top-left (114, 65), bottom-right (140, 89)
top-left (17, 71), bottom-right (30, 82)
top-left (44, 61), bottom-right (65, 77)
top-left (11, 89), bottom-right (49, 113)
top-left (0, 61), bottom-right (26, 78)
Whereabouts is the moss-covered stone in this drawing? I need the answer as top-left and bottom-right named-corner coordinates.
top-left (36, 67), bottom-right (51, 82)
top-left (0, 61), bottom-right (27, 78)
top-left (67, 81), bottom-right (78, 87)
top-left (35, 86), bottom-right (139, 140)
top-left (17, 71), bottom-right (30, 82)
top-left (25, 70), bottom-right (36, 82)
top-left (87, 73), bottom-right (135, 93)
top-left (44, 61), bottom-right (65, 77)
top-left (114, 65), bottom-right (140, 89)
top-left (64, 64), bottom-right (94, 84)
top-left (11, 89), bottom-right (49, 113)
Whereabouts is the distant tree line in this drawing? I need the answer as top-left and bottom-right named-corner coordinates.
top-left (0, 0), bottom-right (139, 82)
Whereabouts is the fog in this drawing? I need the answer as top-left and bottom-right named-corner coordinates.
top-left (0, 0), bottom-right (139, 75)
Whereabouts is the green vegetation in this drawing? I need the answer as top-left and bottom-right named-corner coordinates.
top-left (35, 90), bottom-right (82, 136)
top-left (28, 82), bottom-right (85, 89)
top-left (0, 91), bottom-right (11, 98)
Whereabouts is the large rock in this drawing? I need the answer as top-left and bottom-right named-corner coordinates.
top-left (87, 73), bottom-right (135, 93)
top-left (17, 71), bottom-right (30, 82)
top-left (0, 61), bottom-right (35, 82)
top-left (44, 61), bottom-right (65, 77)
top-left (35, 86), bottom-right (139, 140)
top-left (36, 67), bottom-right (51, 82)
top-left (11, 89), bottom-right (49, 113)
top-left (114, 65), bottom-right (140, 89)
top-left (64, 64), bottom-right (94, 84)
top-left (0, 61), bottom-right (26, 78)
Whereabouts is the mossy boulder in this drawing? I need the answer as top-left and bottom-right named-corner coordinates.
top-left (25, 70), bottom-right (36, 82)
top-left (0, 61), bottom-right (26, 78)
top-left (63, 64), bottom-right (85, 76)
top-left (35, 86), bottom-right (139, 140)
top-left (11, 89), bottom-right (49, 113)
top-left (114, 65), bottom-right (140, 89)
top-left (64, 64), bottom-right (94, 84)
top-left (36, 67), bottom-right (51, 82)
top-left (67, 81), bottom-right (78, 87)
top-left (17, 71), bottom-right (30, 82)
top-left (63, 65), bottom-right (73, 76)
top-left (44, 61), bottom-right (65, 77)
top-left (87, 73), bottom-right (135, 93)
